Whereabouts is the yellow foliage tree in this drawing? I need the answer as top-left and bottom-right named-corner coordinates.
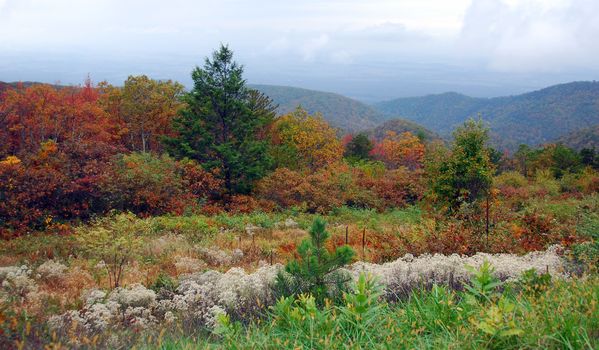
top-left (99, 75), bottom-right (185, 153)
top-left (270, 107), bottom-right (343, 170)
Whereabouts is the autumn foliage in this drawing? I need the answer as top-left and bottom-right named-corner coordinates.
top-left (0, 81), bottom-right (123, 237)
top-left (99, 76), bottom-right (185, 153)
top-left (257, 161), bottom-right (424, 213)
top-left (370, 131), bottom-right (425, 170)
top-left (0, 80), bottom-right (218, 237)
top-left (270, 108), bottom-right (344, 170)
top-left (1, 54), bottom-right (597, 243)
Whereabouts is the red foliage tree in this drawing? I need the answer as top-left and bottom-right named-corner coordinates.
top-left (0, 81), bottom-right (123, 237)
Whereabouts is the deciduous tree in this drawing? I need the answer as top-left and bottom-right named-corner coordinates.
top-left (270, 107), bottom-right (343, 170)
top-left (99, 76), bottom-right (185, 153)
top-left (426, 119), bottom-right (494, 212)
top-left (370, 131), bottom-right (424, 170)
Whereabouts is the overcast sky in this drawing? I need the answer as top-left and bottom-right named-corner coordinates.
top-left (1, 0), bottom-right (598, 101)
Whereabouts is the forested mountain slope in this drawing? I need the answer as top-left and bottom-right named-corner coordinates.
top-left (375, 81), bottom-right (599, 150)
top-left (250, 84), bottom-right (388, 132)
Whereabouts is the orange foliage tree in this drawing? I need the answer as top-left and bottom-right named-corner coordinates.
top-left (0, 80), bottom-right (121, 161)
top-left (256, 161), bottom-right (424, 213)
top-left (370, 131), bottom-right (425, 170)
top-left (256, 163), bottom-right (351, 213)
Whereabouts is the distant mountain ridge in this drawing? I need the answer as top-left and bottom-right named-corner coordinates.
top-left (375, 81), bottom-right (599, 150)
top-left (250, 84), bottom-right (388, 132)
top-left (556, 125), bottom-right (599, 150)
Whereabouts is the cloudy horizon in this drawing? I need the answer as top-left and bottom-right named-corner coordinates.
top-left (1, 0), bottom-right (598, 102)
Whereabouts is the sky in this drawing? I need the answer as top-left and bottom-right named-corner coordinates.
top-left (1, 0), bottom-right (598, 102)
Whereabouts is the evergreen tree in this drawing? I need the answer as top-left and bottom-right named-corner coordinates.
top-left (580, 148), bottom-right (599, 169)
top-left (275, 217), bottom-right (354, 304)
top-left (165, 45), bottom-right (276, 195)
top-left (344, 132), bottom-right (373, 161)
top-left (551, 144), bottom-right (582, 177)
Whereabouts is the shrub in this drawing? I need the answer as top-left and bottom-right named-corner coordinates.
top-left (370, 131), bottom-right (425, 170)
top-left (255, 167), bottom-right (307, 209)
top-left (101, 153), bottom-right (221, 217)
top-left (149, 215), bottom-right (216, 243)
top-left (571, 213), bottom-right (599, 271)
top-left (354, 167), bottom-right (424, 209)
top-left (75, 212), bottom-right (149, 288)
top-left (559, 172), bottom-right (581, 193)
top-left (494, 171), bottom-right (528, 189)
top-left (224, 194), bottom-right (262, 214)
top-left (532, 169), bottom-right (560, 196)
top-left (577, 168), bottom-right (599, 194)
top-left (257, 164), bottom-right (352, 213)
top-left (102, 153), bottom-right (189, 216)
top-left (0, 146), bottom-right (105, 238)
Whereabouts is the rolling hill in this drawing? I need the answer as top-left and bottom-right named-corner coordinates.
top-left (375, 82), bottom-right (599, 150)
top-left (555, 124), bottom-right (599, 150)
top-left (250, 84), bottom-right (388, 132)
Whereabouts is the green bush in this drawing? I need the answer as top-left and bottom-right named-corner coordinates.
top-left (150, 273), bottom-right (178, 293)
top-left (494, 171), bottom-right (528, 188)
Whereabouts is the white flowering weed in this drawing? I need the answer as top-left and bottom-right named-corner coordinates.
top-left (36, 260), bottom-right (68, 282)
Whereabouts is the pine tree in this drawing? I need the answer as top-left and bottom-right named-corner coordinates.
top-left (275, 217), bottom-right (355, 304)
top-left (164, 45), bottom-right (276, 195)
top-left (344, 132), bottom-right (373, 162)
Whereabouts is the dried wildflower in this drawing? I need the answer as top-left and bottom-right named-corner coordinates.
top-left (82, 289), bottom-right (107, 306)
top-left (108, 283), bottom-right (156, 309)
top-left (349, 244), bottom-right (565, 298)
top-left (197, 247), bottom-right (243, 266)
top-left (174, 256), bottom-right (207, 274)
top-left (36, 260), bottom-right (68, 282)
top-left (0, 265), bottom-right (37, 302)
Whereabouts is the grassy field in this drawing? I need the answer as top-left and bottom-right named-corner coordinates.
top-left (1, 192), bottom-right (598, 349)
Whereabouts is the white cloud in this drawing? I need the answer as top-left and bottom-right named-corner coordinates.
top-left (458, 0), bottom-right (599, 72)
top-left (299, 34), bottom-right (329, 61)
